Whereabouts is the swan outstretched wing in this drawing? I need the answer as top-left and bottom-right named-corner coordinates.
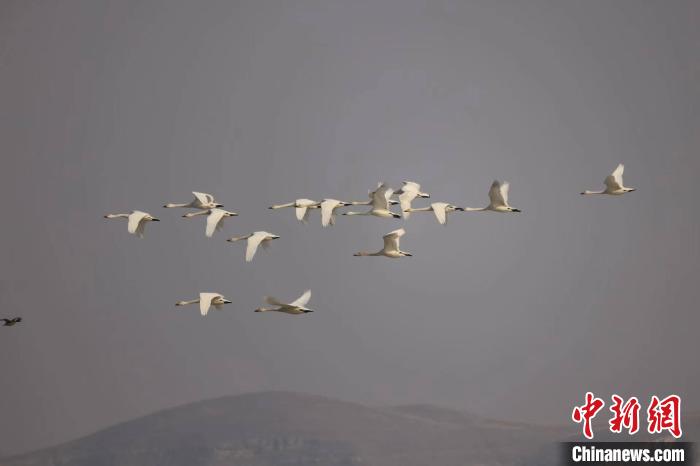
top-left (401, 181), bottom-right (421, 193)
top-left (383, 228), bottom-right (405, 252)
top-left (432, 203), bottom-right (448, 225)
top-left (604, 164), bottom-right (624, 191)
top-left (290, 289), bottom-right (311, 308)
top-left (193, 192), bottom-right (213, 206)
top-left (295, 205), bottom-right (309, 221)
top-left (206, 209), bottom-right (226, 237)
top-left (399, 190), bottom-right (417, 218)
top-left (245, 232), bottom-right (266, 262)
top-left (128, 211), bottom-right (149, 235)
top-left (199, 293), bottom-right (218, 316)
top-left (265, 296), bottom-right (284, 306)
top-left (294, 199), bottom-right (317, 221)
top-left (321, 200), bottom-right (336, 227)
top-left (488, 180), bottom-right (509, 207)
top-left (371, 183), bottom-right (393, 210)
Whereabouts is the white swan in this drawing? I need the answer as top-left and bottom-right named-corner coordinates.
top-left (343, 183), bottom-right (401, 219)
top-left (354, 228), bottom-right (412, 258)
top-left (269, 199), bottom-right (320, 223)
top-left (182, 208), bottom-right (238, 237)
top-left (404, 202), bottom-right (464, 225)
top-left (581, 164), bottom-right (636, 195)
top-left (351, 182), bottom-right (400, 206)
top-left (320, 199), bottom-right (352, 227)
top-left (176, 293), bottom-right (232, 316)
top-left (463, 180), bottom-right (521, 213)
top-left (255, 289), bottom-right (313, 315)
top-left (164, 192), bottom-right (223, 209)
top-left (104, 210), bottom-right (160, 238)
top-left (227, 231), bottom-right (280, 262)
top-left (394, 181), bottom-right (430, 218)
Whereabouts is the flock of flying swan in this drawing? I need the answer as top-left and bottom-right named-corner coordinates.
top-left (2, 164), bottom-right (635, 326)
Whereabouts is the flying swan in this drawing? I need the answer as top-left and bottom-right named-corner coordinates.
top-left (394, 181), bottom-right (430, 218)
top-left (581, 164), bottom-right (636, 195)
top-left (343, 183), bottom-right (401, 219)
top-left (163, 192), bottom-right (223, 210)
top-left (255, 289), bottom-right (314, 315)
top-left (354, 228), bottom-right (412, 258)
top-left (404, 202), bottom-right (464, 225)
top-left (227, 231), bottom-right (280, 262)
top-left (104, 210), bottom-right (160, 238)
top-left (175, 293), bottom-right (232, 316)
top-left (463, 180), bottom-right (521, 213)
top-left (182, 208), bottom-right (238, 237)
top-left (269, 199), bottom-right (320, 223)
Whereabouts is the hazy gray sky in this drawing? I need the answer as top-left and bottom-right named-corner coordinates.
top-left (1, 0), bottom-right (698, 456)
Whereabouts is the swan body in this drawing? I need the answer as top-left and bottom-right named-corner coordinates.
top-left (255, 289), bottom-right (313, 315)
top-left (351, 182), bottom-right (400, 207)
top-left (320, 199), bottom-right (352, 227)
top-left (394, 181), bottom-right (430, 218)
top-left (269, 199), bottom-right (320, 223)
top-left (164, 191), bottom-right (223, 209)
top-left (354, 228), bottom-right (412, 258)
top-left (175, 292), bottom-right (232, 316)
top-left (104, 210), bottom-right (160, 238)
top-left (227, 231), bottom-right (280, 262)
top-left (182, 208), bottom-right (238, 237)
top-left (464, 180), bottom-right (521, 213)
top-left (343, 183), bottom-right (401, 219)
top-left (2, 317), bottom-right (22, 327)
top-left (581, 164), bottom-right (636, 195)
top-left (405, 202), bottom-right (464, 225)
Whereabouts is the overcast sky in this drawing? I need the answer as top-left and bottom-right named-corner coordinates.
top-left (1, 0), bottom-right (698, 456)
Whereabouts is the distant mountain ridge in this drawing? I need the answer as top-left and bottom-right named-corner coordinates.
top-left (1, 391), bottom-right (697, 466)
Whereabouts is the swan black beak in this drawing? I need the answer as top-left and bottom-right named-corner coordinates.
top-left (512, 209), bottom-right (521, 213)
top-left (224, 299), bottom-right (233, 304)
top-left (455, 207), bottom-right (465, 211)
top-left (272, 235), bottom-right (281, 239)
top-left (303, 310), bottom-right (314, 313)
top-left (152, 218), bottom-right (161, 221)
top-left (404, 253), bottom-right (413, 257)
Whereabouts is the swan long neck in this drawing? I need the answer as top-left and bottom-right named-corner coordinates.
top-left (581, 190), bottom-right (605, 195)
top-left (104, 213), bottom-right (129, 219)
top-left (344, 211), bottom-right (370, 216)
top-left (164, 202), bottom-right (191, 208)
top-left (406, 206), bottom-right (431, 212)
top-left (354, 251), bottom-right (381, 256)
top-left (255, 307), bottom-right (275, 312)
top-left (183, 210), bottom-right (208, 218)
top-left (270, 202), bottom-right (295, 209)
top-left (176, 299), bottom-right (200, 306)
top-left (463, 207), bottom-right (487, 212)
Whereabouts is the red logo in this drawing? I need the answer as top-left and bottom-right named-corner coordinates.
top-left (572, 393), bottom-right (682, 439)
top-left (609, 394), bottom-right (640, 435)
top-left (647, 395), bottom-right (682, 438)
top-left (572, 392), bottom-right (605, 439)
